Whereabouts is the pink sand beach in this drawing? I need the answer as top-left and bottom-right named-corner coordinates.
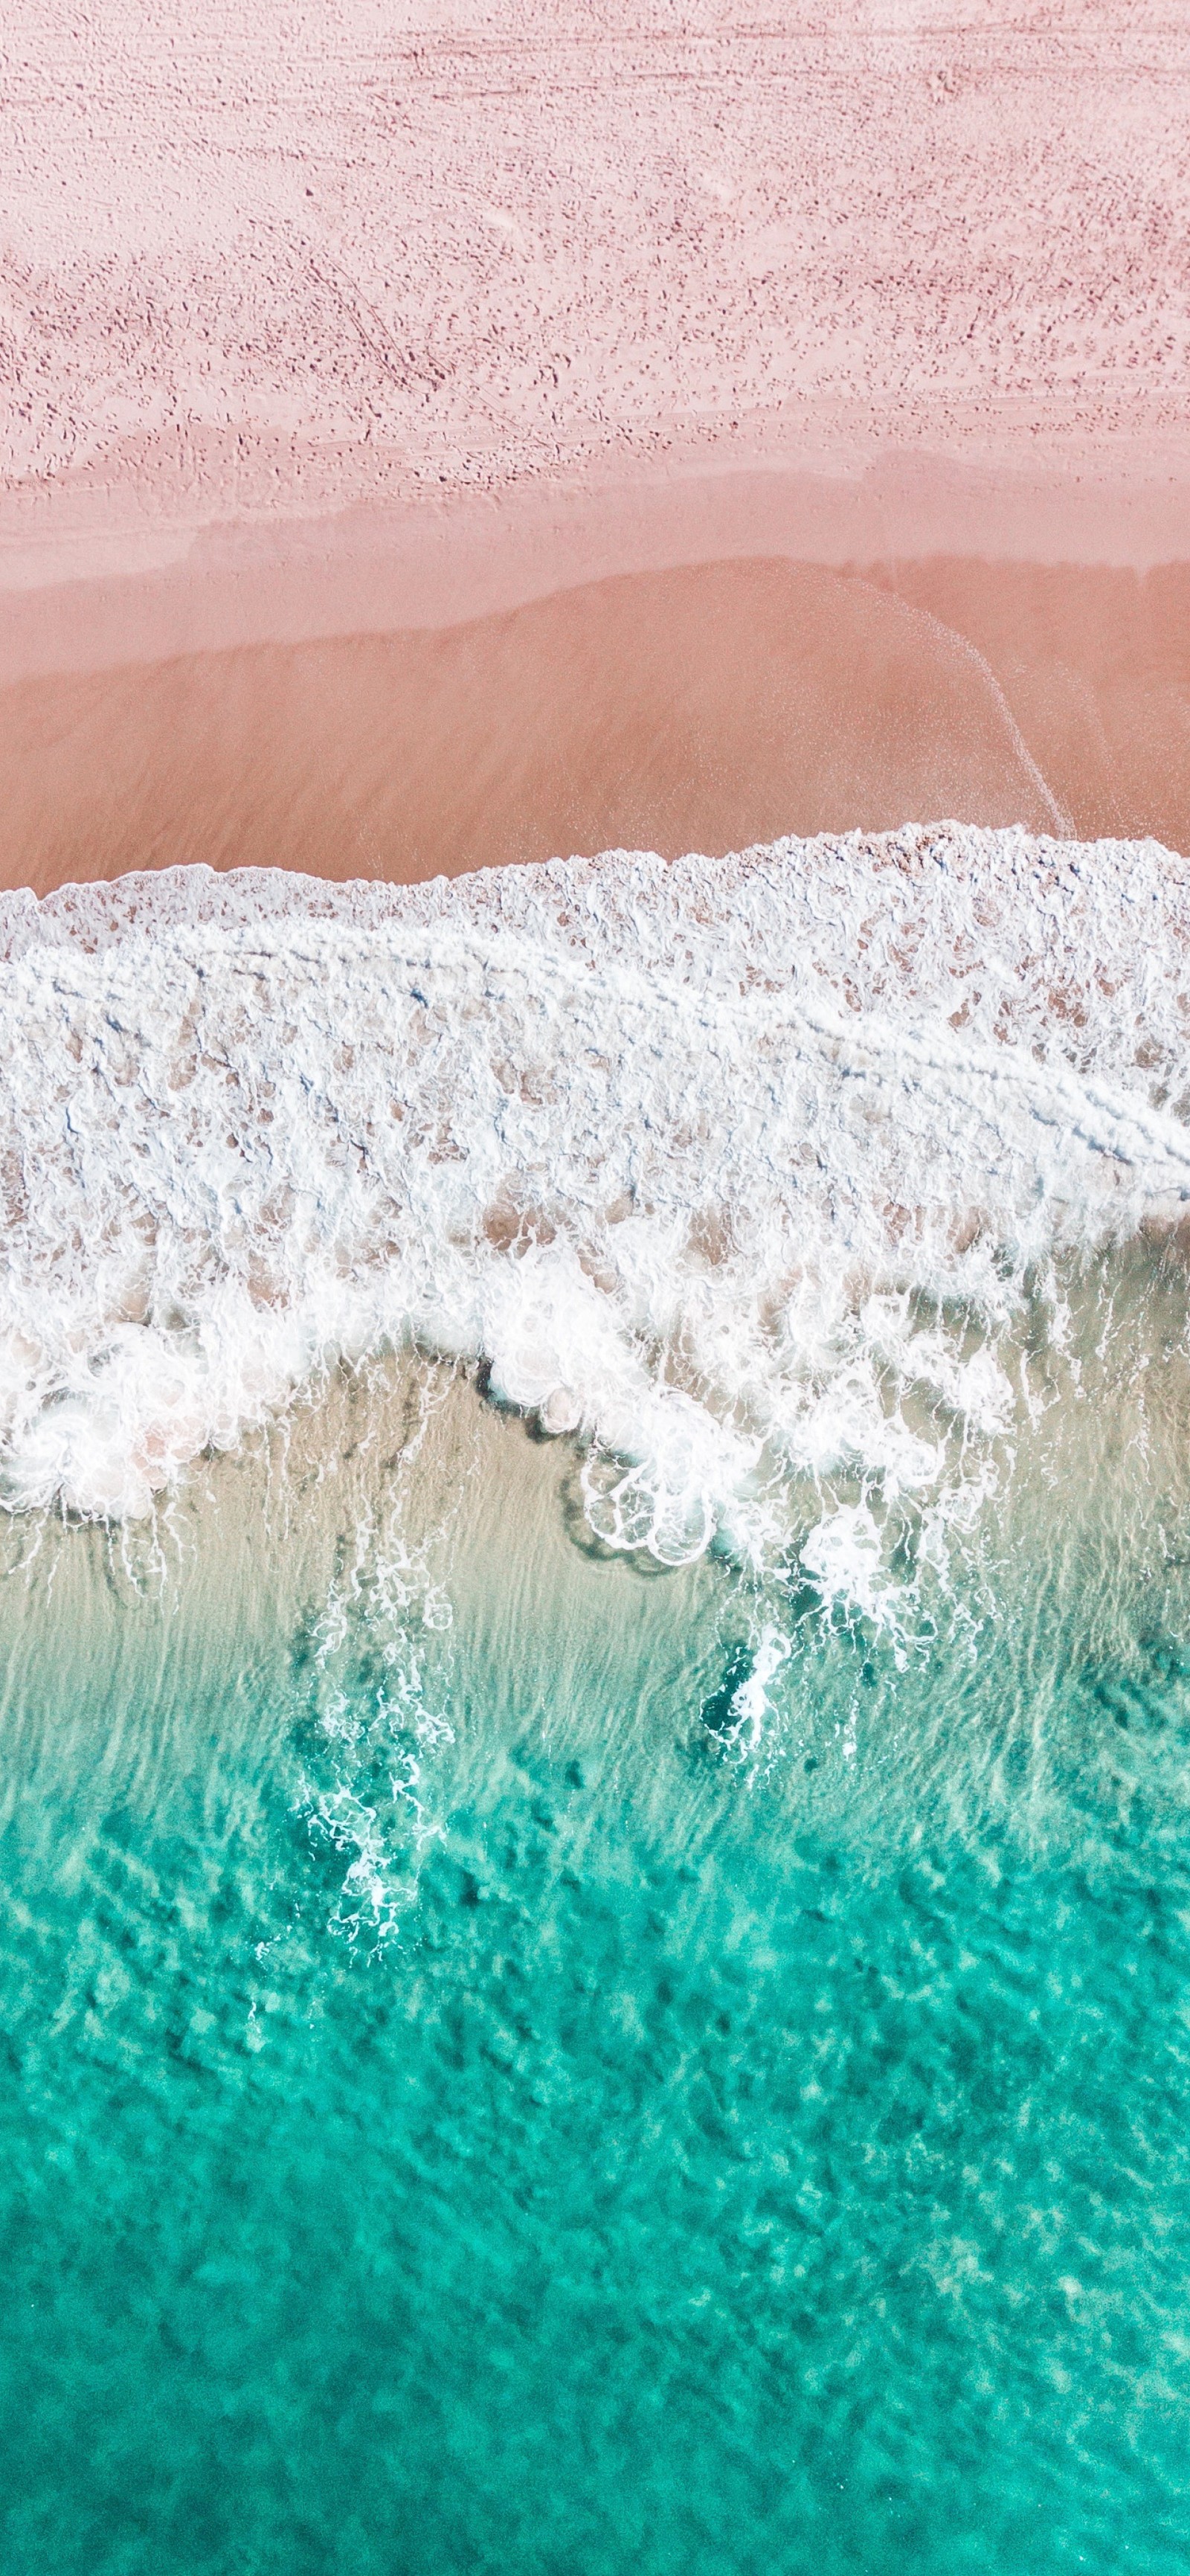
top-left (2, 1), bottom-right (1188, 879)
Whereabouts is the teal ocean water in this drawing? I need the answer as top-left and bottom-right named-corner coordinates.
top-left (2, 838), bottom-right (1190, 2568)
top-left (3, 1290), bottom-right (1190, 2576)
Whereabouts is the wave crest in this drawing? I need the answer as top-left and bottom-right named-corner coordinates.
top-left (1, 824), bottom-right (1188, 1576)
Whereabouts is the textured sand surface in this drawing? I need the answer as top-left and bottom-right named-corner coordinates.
top-left (4, 1), bottom-right (1189, 545)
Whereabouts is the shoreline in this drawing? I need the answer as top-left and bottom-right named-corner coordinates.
top-left (5, 444), bottom-right (1190, 687)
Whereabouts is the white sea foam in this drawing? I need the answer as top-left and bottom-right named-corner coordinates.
top-left (2, 826), bottom-right (1189, 1589)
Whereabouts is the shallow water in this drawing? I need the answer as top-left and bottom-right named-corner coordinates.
top-left (3, 837), bottom-right (1190, 2567)
top-left (2, 1285), bottom-right (1190, 2573)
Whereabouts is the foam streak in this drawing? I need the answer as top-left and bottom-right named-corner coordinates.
top-left (1, 826), bottom-right (1187, 1568)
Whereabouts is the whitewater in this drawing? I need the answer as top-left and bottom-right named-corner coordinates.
top-left (1, 822), bottom-right (1189, 1595)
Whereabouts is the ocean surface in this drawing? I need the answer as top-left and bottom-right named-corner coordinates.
top-left (1, 826), bottom-right (1189, 2572)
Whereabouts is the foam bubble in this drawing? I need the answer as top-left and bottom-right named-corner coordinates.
top-left (1, 825), bottom-right (1189, 1567)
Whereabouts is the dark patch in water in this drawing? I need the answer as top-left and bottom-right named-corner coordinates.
top-left (699, 1641), bottom-right (753, 1740)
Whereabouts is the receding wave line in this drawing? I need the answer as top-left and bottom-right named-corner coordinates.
top-left (1, 824), bottom-right (1188, 1592)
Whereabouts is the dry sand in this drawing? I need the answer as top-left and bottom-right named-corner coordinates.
top-left (2, 5), bottom-right (1189, 882)
top-left (4, 2), bottom-right (1189, 536)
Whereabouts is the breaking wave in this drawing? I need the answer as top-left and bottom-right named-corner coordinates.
top-left (2, 824), bottom-right (1189, 1599)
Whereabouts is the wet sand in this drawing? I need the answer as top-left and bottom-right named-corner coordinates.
top-left (2, 542), bottom-right (1188, 896)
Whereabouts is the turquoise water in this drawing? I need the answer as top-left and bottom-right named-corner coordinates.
top-left (2, 1309), bottom-right (1190, 2576)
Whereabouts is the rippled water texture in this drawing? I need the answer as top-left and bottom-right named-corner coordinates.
top-left (2, 1291), bottom-right (1189, 2575)
top-left (3, 837), bottom-right (1190, 2569)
